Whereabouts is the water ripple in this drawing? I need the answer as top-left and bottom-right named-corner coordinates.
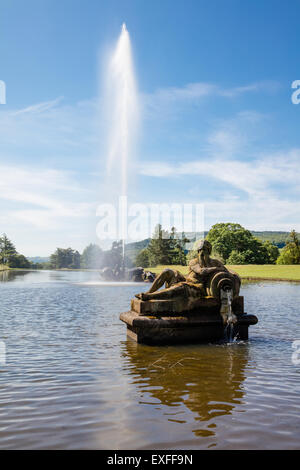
top-left (0, 272), bottom-right (299, 449)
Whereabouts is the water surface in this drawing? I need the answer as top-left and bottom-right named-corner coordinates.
top-left (0, 270), bottom-right (299, 449)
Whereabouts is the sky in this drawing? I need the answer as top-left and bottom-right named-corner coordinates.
top-left (1, 0), bottom-right (300, 256)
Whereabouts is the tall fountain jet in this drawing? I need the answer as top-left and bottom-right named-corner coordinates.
top-left (103, 23), bottom-right (139, 263)
top-left (106, 23), bottom-right (139, 198)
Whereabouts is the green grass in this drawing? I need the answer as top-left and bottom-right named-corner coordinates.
top-left (149, 264), bottom-right (300, 281)
top-left (227, 265), bottom-right (300, 281)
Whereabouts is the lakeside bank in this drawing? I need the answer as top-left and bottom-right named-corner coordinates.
top-left (5, 265), bottom-right (300, 282)
top-left (0, 265), bottom-right (9, 272)
top-left (149, 264), bottom-right (300, 282)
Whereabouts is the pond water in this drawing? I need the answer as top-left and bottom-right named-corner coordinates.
top-left (0, 270), bottom-right (299, 449)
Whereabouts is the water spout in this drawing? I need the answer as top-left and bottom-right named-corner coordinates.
top-left (102, 23), bottom-right (139, 269)
top-left (105, 23), bottom-right (139, 197)
top-left (220, 287), bottom-right (237, 342)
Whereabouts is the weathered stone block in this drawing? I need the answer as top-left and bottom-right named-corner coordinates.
top-left (131, 295), bottom-right (244, 316)
top-left (120, 305), bottom-right (258, 345)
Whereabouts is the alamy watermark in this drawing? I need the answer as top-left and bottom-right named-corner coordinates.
top-left (291, 80), bottom-right (300, 104)
top-left (291, 340), bottom-right (300, 365)
top-left (0, 80), bottom-right (6, 104)
top-left (96, 196), bottom-right (204, 241)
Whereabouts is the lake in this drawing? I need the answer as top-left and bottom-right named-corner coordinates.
top-left (0, 270), bottom-right (299, 449)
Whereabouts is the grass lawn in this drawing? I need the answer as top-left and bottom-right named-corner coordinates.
top-left (149, 264), bottom-right (300, 281)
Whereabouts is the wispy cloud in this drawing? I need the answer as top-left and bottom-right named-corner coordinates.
top-left (138, 104), bottom-right (300, 231)
top-left (139, 153), bottom-right (300, 231)
top-left (139, 150), bottom-right (300, 197)
top-left (144, 80), bottom-right (280, 105)
top-left (0, 165), bottom-right (96, 230)
top-left (0, 97), bottom-right (99, 156)
top-left (12, 97), bottom-right (64, 116)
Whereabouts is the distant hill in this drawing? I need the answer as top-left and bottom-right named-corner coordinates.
top-left (125, 238), bottom-right (151, 263)
top-left (28, 256), bottom-right (50, 264)
top-left (250, 231), bottom-right (294, 248)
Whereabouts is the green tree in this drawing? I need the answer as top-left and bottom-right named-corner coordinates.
top-left (102, 241), bottom-right (133, 269)
top-left (9, 254), bottom-right (31, 269)
top-left (168, 227), bottom-right (188, 265)
top-left (205, 223), bottom-right (279, 264)
top-left (226, 244), bottom-right (270, 264)
top-left (71, 250), bottom-right (81, 269)
top-left (135, 248), bottom-right (150, 267)
top-left (277, 230), bottom-right (300, 265)
top-left (0, 234), bottom-right (32, 268)
top-left (206, 223), bottom-right (255, 262)
top-left (81, 244), bottom-right (103, 269)
top-left (50, 247), bottom-right (81, 269)
top-left (145, 225), bottom-right (187, 266)
top-left (263, 240), bottom-right (280, 264)
top-left (226, 250), bottom-right (246, 265)
top-left (0, 234), bottom-right (17, 265)
top-left (146, 225), bottom-right (172, 266)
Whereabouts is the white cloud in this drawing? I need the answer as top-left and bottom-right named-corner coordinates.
top-left (0, 165), bottom-right (96, 230)
top-left (0, 97), bottom-right (99, 154)
top-left (139, 145), bottom-right (300, 232)
top-left (144, 80), bottom-right (279, 107)
top-left (140, 150), bottom-right (300, 197)
top-left (12, 97), bottom-right (64, 116)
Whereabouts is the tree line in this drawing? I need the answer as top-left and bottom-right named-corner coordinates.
top-left (0, 234), bottom-right (31, 268)
top-left (40, 241), bottom-right (132, 270)
top-left (135, 225), bottom-right (188, 267)
top-left (136, 223), bottom-right (300, 267)
top-left (2, 223), bottom-right (299, 271)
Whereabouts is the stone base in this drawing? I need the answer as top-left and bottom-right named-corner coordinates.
top-left (120, 296), bottom-right (258, 345)
top-left (130, 295), bottom-right (244, 316)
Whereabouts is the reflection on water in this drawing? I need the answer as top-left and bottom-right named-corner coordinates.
top-left (122, 341), bottom-right (249, 439)
top-left (0, 271), bottom-right (299, 449)
top-left (0, 270), bottom-right (32, 282)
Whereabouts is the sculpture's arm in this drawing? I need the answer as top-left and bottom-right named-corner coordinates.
top-left (203, 260), bottom-right (228, 275)
top-left (188, 259), bottom-right (228, 276)
top-left (188, 259), bottom-right (202, 274)
top-left (200, 266), bottom-right (225, 276)
top-left (213, 259), bottom-right (229, 272)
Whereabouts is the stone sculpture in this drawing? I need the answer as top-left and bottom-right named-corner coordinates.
top-left (135, 240), bottom-right (240, 324)
top-left (120, 239), bottom-right (258, 345)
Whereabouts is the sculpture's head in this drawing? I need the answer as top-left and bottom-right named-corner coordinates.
top-left (196, 239), bottom-right (212, 255)
top-left (196, 239), bottom-right (212, 267)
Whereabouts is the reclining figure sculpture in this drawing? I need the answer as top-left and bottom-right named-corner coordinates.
top-left (136, 239), bottom-right (241, 324)
top-left (121, 239), bottom-right (258, 344)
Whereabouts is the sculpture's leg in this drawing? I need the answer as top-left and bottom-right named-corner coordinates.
top-left (139, 283), bottom-right (186, 301)
top-left (147, 269), bottom-right (180, 293)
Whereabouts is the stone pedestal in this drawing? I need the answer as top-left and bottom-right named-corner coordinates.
top-left (120, 296), bottom-right (258, 345)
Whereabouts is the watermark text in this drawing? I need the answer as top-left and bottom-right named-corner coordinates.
top-left (0, 80), bottom-right (6, 104)
top-left (96, 197), bottom-right (204, 241)
top-left (291, 80), bottom-right (300, 104)
top-left (0, 341), bottom-right (6, 365)
top-left (291, 340), bottom-right (300, 365)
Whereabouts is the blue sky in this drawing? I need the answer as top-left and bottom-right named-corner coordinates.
top-left (1, 0), bottom-right (300, 255)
